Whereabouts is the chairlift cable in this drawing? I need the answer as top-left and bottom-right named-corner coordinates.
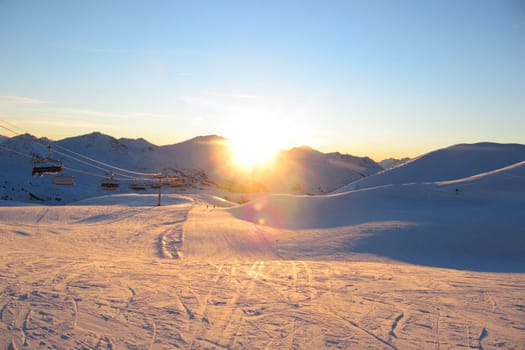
top-left (0, 120), bottom-right (161, 179)
top-left (52, 142), bottom-right (162, 177)
top-left (0, 144), bottom-right (131, 181)
top-left (62, 166), bottom-right (111, 179)
top-left (0, 123), bottom-right (20, 135)
top-left (63, 166), bottom-right (148, 182)
top-left (0, 118), bottom-right (26, 135)
top-left (51, 149), bottom-right (137, 179)
top-left (29, 140), bottom-right (137, 178)
top-left (0, 144), bottom-right (34, 159)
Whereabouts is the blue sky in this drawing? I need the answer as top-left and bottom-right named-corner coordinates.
top-left (1, 0), bottom-right (524, 160)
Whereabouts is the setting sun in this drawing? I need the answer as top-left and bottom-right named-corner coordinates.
top-left (228, 134), bottom-right (282, 168)
top-left (226, 118), bottom-right (291, 168)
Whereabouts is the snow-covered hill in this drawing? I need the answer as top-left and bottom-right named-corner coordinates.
top-left (336, 142), bottom-right (525, 193)
top-left (231, 157), bottom-right (525, 271)
top-left (0, 132), bottom-right (382, 203)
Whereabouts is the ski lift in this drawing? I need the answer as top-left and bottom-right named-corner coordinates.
top-left (32, 145), bottom-right (63, 176)
top-left (129, 182), bottom-right (146, 191)
top-left (101, 173), bottom-right (119, 190)
top-left (168, 177), bottom-right (183, 188)
top-left (149, 181), bottom-right (161, 189)
top-left (53, 173), bottom-right (75, 186)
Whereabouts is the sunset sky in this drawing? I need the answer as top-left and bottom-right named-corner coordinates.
top-left (1, 0), bottom-right (524, 160)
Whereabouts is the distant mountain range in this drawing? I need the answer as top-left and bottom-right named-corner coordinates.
top-left (2, 132), bottom-right (524, 205)
top-left (0, 132), bottom-right (383, 203)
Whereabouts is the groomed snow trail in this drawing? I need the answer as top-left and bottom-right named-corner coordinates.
top-left (0, 198), bottom-right (524, 349)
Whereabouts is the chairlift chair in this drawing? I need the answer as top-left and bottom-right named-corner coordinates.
top-left (101, 173), bottom-right (119, 190)
top-left (129, 182), bottom-right (146, 191)
top-left (32, 158), bottom-right (64, 176)
top-left (53, 173), bottom-right (75, 186)
top-left (31, 145), bottom-right (63, 176)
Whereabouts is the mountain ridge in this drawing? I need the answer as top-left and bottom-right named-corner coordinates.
top-left (0, 131), bottom-right (383, 203)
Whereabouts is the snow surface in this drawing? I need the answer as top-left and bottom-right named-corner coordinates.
top-left (1, 141), bottom-right (525, 349)
top-left (1, 192), bottom-right (525, 349)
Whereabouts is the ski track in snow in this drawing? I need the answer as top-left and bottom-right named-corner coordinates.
top-left (0, 198), bottom-right (524, 349)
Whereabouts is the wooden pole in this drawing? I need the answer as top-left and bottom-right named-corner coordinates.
top-left (157, 177), bottom-right (162, 206)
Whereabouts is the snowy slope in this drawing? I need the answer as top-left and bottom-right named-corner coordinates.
top-left (2, 194), bottom-right (524, 348)
top-left (337, 142), bottom-right (525, 192)
top-left (230, 159), bottom-right (525, 271)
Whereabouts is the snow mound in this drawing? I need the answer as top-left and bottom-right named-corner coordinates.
top-left (336, 142), bottom-right (525, 193)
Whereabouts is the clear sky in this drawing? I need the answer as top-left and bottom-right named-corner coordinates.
top-left (1, 0), bottom-right (524, 160)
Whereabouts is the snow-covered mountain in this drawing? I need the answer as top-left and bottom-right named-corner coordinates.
top-left (255, 146), bottom-right (382, 194)
top-left (158, 138), bottom-right (383, 194)
top-left (160, 135), bottom-right (229, 171)
top-left (0, 132), bottom-right (383, 203)
top-left (336, 142), bottom-right (525, 193)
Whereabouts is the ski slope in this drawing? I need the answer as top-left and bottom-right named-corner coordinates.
top-left (1, 189), bottom-right (524, 349)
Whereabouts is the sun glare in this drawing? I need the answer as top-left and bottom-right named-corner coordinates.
top-left (229, 133), bottom-right (282, 168)
top-left (226, 118), bottom-right (290, 169)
